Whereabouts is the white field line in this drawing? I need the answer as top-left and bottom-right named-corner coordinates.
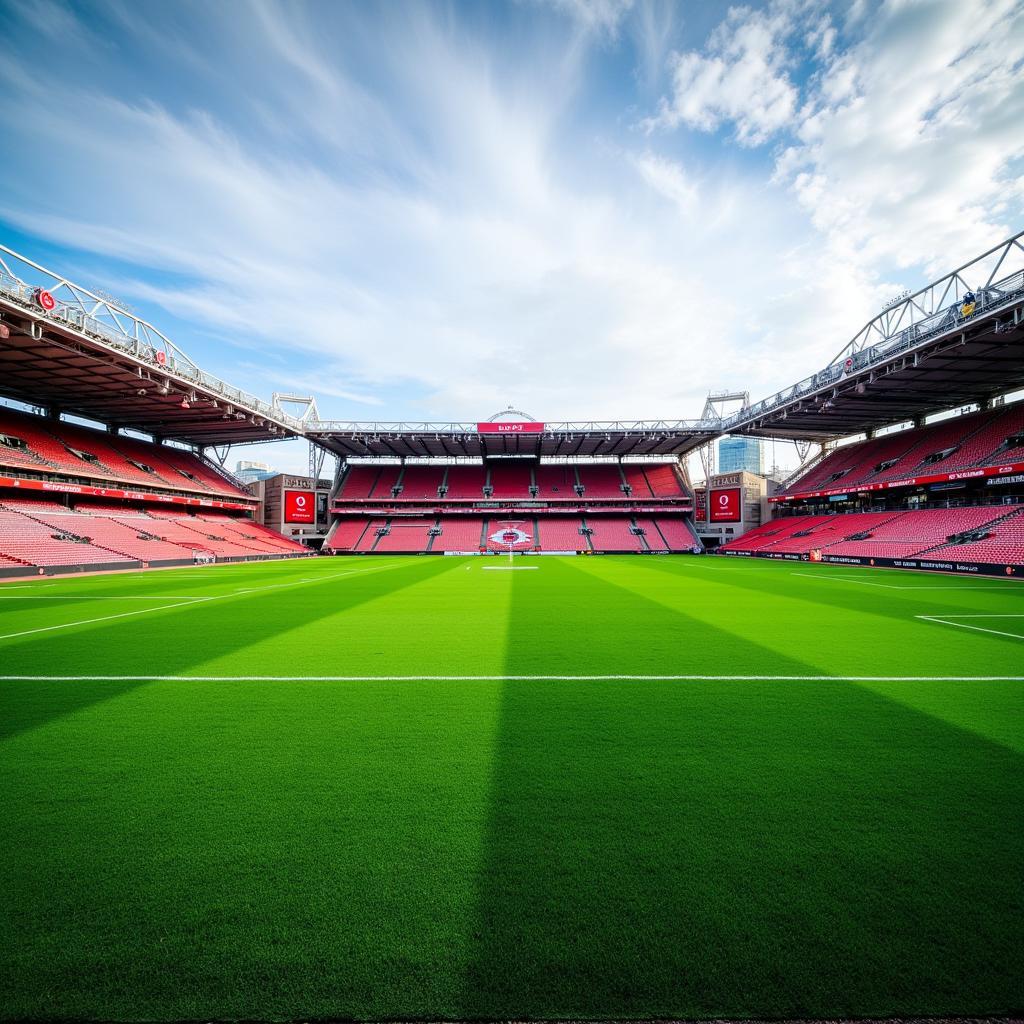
top-left (916, 613), bottom-right (1024, 641)
top-left (0, 595), bottom-right (209, 601)
top-left (1, 674), bottom-right (1022, 682)
top-left (0, 562), bottom-right (416, 642)
top-left (791, 572), bottom-right (1021, 590)
top-left (482, 566), bottom-right (538, 571)
top-left (0, 597), bottom-right (219, 641)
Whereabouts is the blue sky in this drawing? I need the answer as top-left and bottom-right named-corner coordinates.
top-left (1, 0), bottom-right (1022, 473)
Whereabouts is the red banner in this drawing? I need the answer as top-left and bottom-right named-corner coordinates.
top-left (476, 422), bottom-right (545, 434)
top-left (284, 489), bottom-right (315, 523)
top-left (0, 474), bottom-right (253, 510)
top-left (710, 487), bottom-right (742, 522)
top-left (770, 459), bottom-right (1024, 502)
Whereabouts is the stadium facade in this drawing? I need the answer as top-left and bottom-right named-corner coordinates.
top-left (1, 232), bottom-right (1023, 577)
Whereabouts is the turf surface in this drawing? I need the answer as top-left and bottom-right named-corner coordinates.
top-left (1, 555), bottom-right (1022, 1020)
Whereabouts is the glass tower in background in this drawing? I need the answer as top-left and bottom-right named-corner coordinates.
top-left (718, 436), bottom-right (763, 475)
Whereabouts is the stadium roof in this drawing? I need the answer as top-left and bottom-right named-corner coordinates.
top-left (0, 245), bottom-right (307, 447)
top-left (722, 231), bottom-right (1024, 442)
top-left (304, 420), bottom-right (719, 459)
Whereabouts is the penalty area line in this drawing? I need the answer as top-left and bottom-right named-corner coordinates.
top-left (1, 674), bottom-right (1022, 682)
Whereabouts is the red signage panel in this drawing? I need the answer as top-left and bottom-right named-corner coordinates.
top-left (284, 489), bottom-right (315, 523)
top-left (710, 487), bottom-right (742, 522)
top-left (476, 422), bottom-right (545, 434)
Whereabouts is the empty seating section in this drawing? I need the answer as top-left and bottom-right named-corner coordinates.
top-left (369, 467), bottom-right (402, 499)
top-left (586, 517), bottom-right (644, 551)
top-left (578, 466), bottom-right (624, 497)
top-left (0, 406), bottom-right (248, 497)
top-left (488, 465), bottom-right (532, 498)
top-left (824, 507), bottom-right (1012, 559)
top-left (339, 466), bottom-right (380, 498)
top-left (0, 506), bottom-right (134, 566)
top-left (398, 466), bottom-right (443, 499)
top-left (444, 467), bottom-right (487, 498)
top-left (787, 403), bottom-right (1024, 495)
top-left (645, 464), bottom-right (685, 497)
top-left (621, 466), bottom-right (652, 497)
top-left (372, 518), bottom-right (435, 553)
top-left (21, 510), bottom-right (190, 562)
top-left (534, 517), bottom-right (586, 551)
top-left (534, 465), bottom-right (576, 498)
top-left (328, 519), bottom-right (370, 550)
top-left (356, 519), bottom-right (389, 551)
top-left (432, 518), bottom-right (485, 552)
top-left (721, 506), bottom-right (1024, 563)
top-left (652, 518), bottom-right (698, 551)
top-left (928, 509), bottom-right (1024, 563)
top-left (633, 517), bottom-right (666, 550)
top-left (330, 455), bottom-right (698, 556)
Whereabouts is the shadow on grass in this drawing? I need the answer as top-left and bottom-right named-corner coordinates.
top-left (0, 557), bottom-right (457, 742)
top-left (459, 562), bottom-right (1024, 1019)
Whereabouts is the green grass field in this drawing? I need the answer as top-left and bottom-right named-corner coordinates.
top-left (1, 554), bottom-right (1022, 1021)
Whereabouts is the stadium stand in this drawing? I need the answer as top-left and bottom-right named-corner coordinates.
top-left (783, 403), bottom-right (1024, 496)
top-left (372, 518), bottom-right (436, 553)
top-left (720, 506), bottom-right (1024, 565)
top-left (586, 517), bottom-right (645, 552)
top-left (578, 465), bottom-right (624, 497)
top-left (443, 466), bottom-right (487, 498)
top-left (432, 518), bottom-right (486, 552)
top-left (337, 465), bottom-right (380, 499)
top-left (533, 516), bottom-right (586, 551)
top-left (488, 464), bottom-right (533, 498)
top-left (0, 406), bottom-right (248, 498)
top-left (397, 466), bottom-right (443, 499)
top-left (534, 465), bottom-right (577, 499)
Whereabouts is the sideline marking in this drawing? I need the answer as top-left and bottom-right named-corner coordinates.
top-left (916, 613), bottom-right (1024, 641)
top-left (792, 572), bottom-right (1019, 590)
top-left (0, 561), bottom-right (418, 642)
top-left (0, 595), bottom-right (208, 601)
top-left (482, 565), bottom-right (538, 571)
top-left (1, 674), bottom-right (1021, 682)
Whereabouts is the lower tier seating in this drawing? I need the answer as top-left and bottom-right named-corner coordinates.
top-left (0, 500), bottom-right (307, 570)
top-left (721, 506), bottom-right (1024, 564)
top-left (586, 517), bottom-right (645, 551)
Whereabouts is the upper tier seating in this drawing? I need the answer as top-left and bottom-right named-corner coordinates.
top-left (621, 466), bottom-right (652, 497)
top-left (397, 466), bottom-right (444, 499)
top-left (586, 517), bottom-right (645, 552)
top-left (431, 518), bottom-right (485, 552)
top-left (369, 467), bottom-right (403, 499)
top-left (577, 466), bottom-right (624, 498)
top-left (786, 403), bottom-right (1024, 495)
top-left (444, 467), bottom-right (487, 498)
top-left (0, 406), bottom-right (247, 497)
top-left (488, 465), bottom-right (533, 499)
top-left (534, 465), bottom-right (576, 499)
top-left (338, 466), bottom-right (380, 499)
top-left (644, 464), bottom-right (685, 497)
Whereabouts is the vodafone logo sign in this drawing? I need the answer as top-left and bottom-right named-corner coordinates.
top-left (709, 488), bottom-right (741, 522)
top-left (284, 489), bottom-right (316, 523)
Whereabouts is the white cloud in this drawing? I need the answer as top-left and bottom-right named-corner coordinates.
top-left (647, 1), bottom-right (809, 144)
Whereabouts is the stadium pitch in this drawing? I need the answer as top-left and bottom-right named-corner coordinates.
top-left (1, 555), bottom-right (1022, 1021)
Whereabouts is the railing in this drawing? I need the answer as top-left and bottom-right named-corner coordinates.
top-left (307, 418), bottom-right (720, 434)
top-left (723, 240), bottom-right (1024, 432)
top-left (0, 244), bottom-right (305, 435)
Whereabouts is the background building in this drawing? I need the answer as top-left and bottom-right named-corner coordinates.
top-left (718, 436), bottom-right (763, 476)
top-left (235, 460), bottom-right (276, 484)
